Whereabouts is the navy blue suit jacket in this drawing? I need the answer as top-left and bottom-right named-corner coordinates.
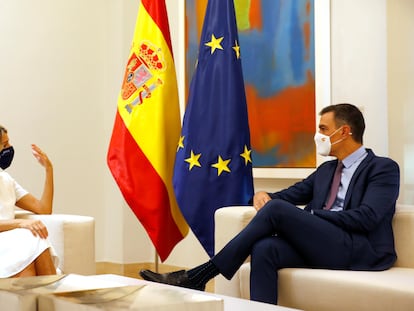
top-left (270, 149), bottom-right (400, 270)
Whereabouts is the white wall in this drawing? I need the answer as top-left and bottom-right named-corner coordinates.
top-left (1, 0), bottom-right (408, 268)
top-left (387, 0), bottom-right (414, 204)
top-left (330, 0), bottom-right (388, 156)
top-left (1, 0), bottom-right (117, 261)
top-left (0, 0), bottom-right (146, 264)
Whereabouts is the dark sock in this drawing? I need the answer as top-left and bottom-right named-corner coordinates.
top-left (187, 260), bottom-right (219, 289)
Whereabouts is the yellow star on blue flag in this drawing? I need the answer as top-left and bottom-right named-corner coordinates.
top-left (205, 34), bottom-right (224, 54)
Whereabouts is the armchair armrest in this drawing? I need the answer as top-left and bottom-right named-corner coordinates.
top-left (214, 206), bottom-right (256, 297)
top-left (15, 212), bottom-right (96, 275)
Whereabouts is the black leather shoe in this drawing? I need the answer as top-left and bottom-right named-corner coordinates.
top-left (139, 269), bottom-right (205, 291)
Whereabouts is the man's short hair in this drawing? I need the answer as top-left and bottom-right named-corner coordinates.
top-left (320, 103), bottom-right (365, 144)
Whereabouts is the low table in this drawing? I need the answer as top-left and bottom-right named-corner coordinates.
top-left (91, 274), bottom-right (301, 311)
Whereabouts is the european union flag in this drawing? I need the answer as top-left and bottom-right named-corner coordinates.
top-left (173, 0), bottom-right (254, 257)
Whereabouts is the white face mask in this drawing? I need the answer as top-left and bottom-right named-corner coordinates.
top-left (314, 127), bottom-right (343, 156)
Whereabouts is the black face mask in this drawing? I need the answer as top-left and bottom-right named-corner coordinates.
top-left (0, 146), bottom-right (14, 169)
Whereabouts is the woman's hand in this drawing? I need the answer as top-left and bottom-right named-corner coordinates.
top-left (31, 144), bottom-right (52, 171)
top-left (252, 191), bottom-right (272, 211)
top-left (16, 143), bottom-right (54, 215)
top-left (18, 219), bottom-right (49, 239)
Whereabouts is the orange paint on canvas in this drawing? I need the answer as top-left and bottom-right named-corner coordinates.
top-left (247, 71), bottom-right (316, 167)
top-left (249, 1), bottom-right (262, 30)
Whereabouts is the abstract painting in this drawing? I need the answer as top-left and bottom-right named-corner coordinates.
top-left (185, 0), bottom-right (316, 168)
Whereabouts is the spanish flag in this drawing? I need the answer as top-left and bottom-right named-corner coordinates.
top-left (107, 0), bottom-right (188, 261)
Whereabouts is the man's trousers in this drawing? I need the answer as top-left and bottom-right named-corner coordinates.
top-left (211, 199), bottom-right (353, 304)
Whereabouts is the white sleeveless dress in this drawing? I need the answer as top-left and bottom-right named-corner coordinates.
top-left (0, 170), bottom-right (59, 278)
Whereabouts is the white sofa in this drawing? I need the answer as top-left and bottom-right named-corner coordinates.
top-left (214, 204), bottom-right (414, 311)
top-left (15, 211), bottom-right (96, 275)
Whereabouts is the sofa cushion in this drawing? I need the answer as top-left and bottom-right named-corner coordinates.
top-left (278, 267), bottom-right (414, 311)
top-left (239, 264), bottom-right (414, 311)
top-left (393, 206), bottom-right (414, 267)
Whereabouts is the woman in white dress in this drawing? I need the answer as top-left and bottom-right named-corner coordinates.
top-left (0, 125), bottom-right (58, 278)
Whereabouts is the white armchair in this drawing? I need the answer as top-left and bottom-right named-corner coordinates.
top-left (15, 211), bottom-right (96, 275)
top-left (214, 205), bottom-right (414, 311)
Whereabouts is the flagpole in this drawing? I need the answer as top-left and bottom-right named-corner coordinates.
top-left (155, 251), bottom-right (159, 273)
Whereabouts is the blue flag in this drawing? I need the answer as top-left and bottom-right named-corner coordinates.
top-left (173, 0), bottom-right (254, 257)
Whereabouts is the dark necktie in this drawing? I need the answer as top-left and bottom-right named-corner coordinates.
top-left (325, 162), bottom-right (344, 210)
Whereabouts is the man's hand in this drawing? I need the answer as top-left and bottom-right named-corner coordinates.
top-left (253, 191), bottom-right (271, 211)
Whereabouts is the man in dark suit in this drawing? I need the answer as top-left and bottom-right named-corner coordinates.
top-left (140, 103), bottom-right (400, 304)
